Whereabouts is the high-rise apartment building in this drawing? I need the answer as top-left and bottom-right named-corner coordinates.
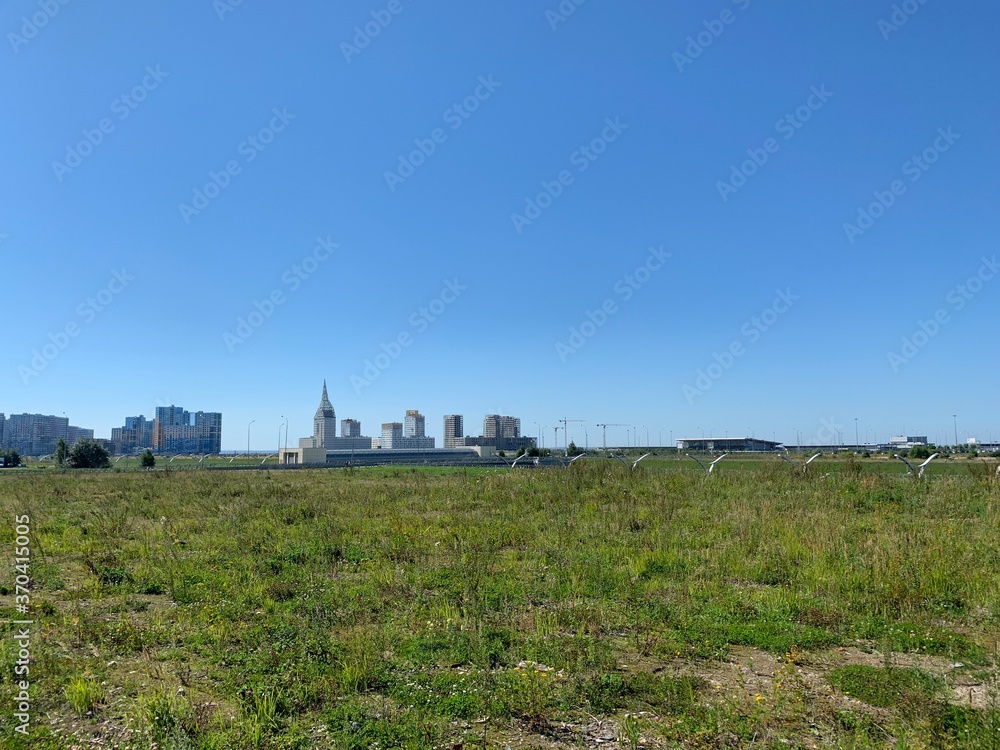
top-left (65, 426), bottom-right (95, 444)
top-left (110, 427), bottom-right (135, 455)
top-left (483, 415), bottom-right (520, 440)
top-left (0, 413), bottom-right (95, 456)
top-left (382, 418), bottom-right (434, 449)
top-left (111, 416), bottom-right (153, 455)
top-left (341, 419), bottom-right (361, 438)
top-left (4, 414), bottom-right (66, 456)
top-left (111, 410), bottom-right (158, 455)
top-left (468, 414), bottom-right (532, 451)
top-left (0, 414), bottom-right (5, 449)
top-left (125, 416), bottom-right (155, 449)
top-left (404, 410), bottom-right (426, 438)
top-left (443, 415), bottom-right (464, 448)
top-left (381, 422), bottom-right (403, 449)
top-left (196, 412), bottom-right (222, 453)
top-left (153, 406), bottom-right (222, 454)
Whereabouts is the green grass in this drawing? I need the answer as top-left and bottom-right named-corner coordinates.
top-left (1, 464), bottom-right (998, 748)
top-left (828, 665), bottom-right (944, 709)
top-left (64, 675), bottom-right (106, 716)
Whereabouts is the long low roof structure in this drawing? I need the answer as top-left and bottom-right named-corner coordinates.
top-left (675, 437), bottom-right (783, 452)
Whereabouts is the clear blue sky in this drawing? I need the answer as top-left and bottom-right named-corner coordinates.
top-left (2, 0), bottom-right (998, 450)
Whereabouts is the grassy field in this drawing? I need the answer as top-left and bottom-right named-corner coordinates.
top-left (10, 450), bottom-right (995, 478)
top-left (1, 463), bottom-right (999, 749)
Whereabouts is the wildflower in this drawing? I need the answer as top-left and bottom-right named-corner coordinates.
top-left (755, 694), bottom-right (763, 701)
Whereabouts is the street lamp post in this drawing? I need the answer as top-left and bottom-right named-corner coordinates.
top-left (953, 414), bottom-right (958, 448)
top-left (855, 417), bottom-right (859, 452)
top-left (247, 420), bottom-right (255, 458)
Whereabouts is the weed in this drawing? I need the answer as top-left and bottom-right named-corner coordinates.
top-left (64, 675), bottom-right (105, 716)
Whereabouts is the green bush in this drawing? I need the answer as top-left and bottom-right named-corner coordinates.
top-left (68, 438), bottom-right (111, 469)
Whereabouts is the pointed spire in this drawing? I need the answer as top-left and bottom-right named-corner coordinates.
top-left (315, 380), bottom-right (335, 419)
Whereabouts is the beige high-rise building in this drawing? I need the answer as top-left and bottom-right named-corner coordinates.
top-left (381, 422), bottom-right (403, 449)
top-left (483, 415), bottom-right (520, 440)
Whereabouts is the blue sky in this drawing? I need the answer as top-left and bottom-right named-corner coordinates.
top-left (2, 0), bottom-right (997, 450)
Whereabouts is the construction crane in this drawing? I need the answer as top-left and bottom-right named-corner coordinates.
top-left (559, 418), bottom-right (584, 451)
top-left (596, 424), bottom-right (628, 450)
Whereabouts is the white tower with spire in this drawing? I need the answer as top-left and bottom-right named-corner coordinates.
top-left (312, 380), bottom-right (337, 448)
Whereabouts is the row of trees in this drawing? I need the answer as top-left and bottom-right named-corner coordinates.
top-left (53, 438), bottom-right (156, 469)
top-left (1, 440), bottom-right (157, 470)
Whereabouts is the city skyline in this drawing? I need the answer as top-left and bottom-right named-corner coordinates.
top-left (2, 390), bottom-right (995, 455)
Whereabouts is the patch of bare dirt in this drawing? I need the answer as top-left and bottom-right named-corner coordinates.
top-left (688, 645), bottom-right (996, 710)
